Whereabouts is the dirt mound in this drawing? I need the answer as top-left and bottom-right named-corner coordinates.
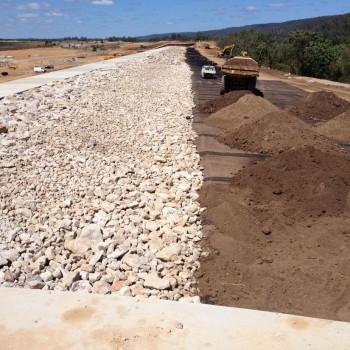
top-left (315, 109), bottom-right (350, 142)
top-left (204, 94), bottom-right (279, 130)
top-left (197, 148), bottom-right (350, 321)
top-left (196, 90), bottom-right (252, 114)
top-left (232, 146), bottom-right (350, 220)
top-left (218, 109), bottom-right (340, 155)
top-left (225, 57), bottom-right (259, 68)
top-left (285, 90), bottom-right (350, 122)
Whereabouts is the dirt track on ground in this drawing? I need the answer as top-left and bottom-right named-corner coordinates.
top-left (196, 44), bottom-right (350, 102)
top-left (0, 42), bottom-right (162, 83)
top-left (193, 46), bottom-right (350, 322)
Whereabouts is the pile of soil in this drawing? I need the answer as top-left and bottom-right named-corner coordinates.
top-left (218, 109), bottom-right (340, 155)
top-left (233, 146), bottom-right (350, 220)
top-left (204, 94), bottom-right (279, 130)
top-left (316, 110), bottom-right (350, 142)
top-left (225, 57), bottom-right (258, 68)
top-left (196, 90), bottom-right (252, 114)
top-left (285, 90), bottom-right (350, 122)
top-left (197, 147), bottom-right (350, 321)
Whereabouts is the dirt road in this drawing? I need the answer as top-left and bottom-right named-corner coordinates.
top-left (196, 44), bottom-right (350, 102)
top-left (0, 42), bottom-right (162, 83)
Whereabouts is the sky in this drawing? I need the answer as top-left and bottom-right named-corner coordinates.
top-left (0, 0), bottom-right (349, 39)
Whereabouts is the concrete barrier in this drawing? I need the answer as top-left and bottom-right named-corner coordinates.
top-left (0, 288), bottom-right (349, 349)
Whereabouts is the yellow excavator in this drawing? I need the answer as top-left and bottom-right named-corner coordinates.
top-left (217, 45), bottom-right (235, 58)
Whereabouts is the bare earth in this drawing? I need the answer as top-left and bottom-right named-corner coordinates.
top-left (0, 42), bottom-right (161, 83)
top-left (195, 45), bottom-right (350, 322)
top-left (196, 44), bottom-right (350, 102)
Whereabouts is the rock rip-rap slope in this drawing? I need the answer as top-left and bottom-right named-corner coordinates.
top-left (0, 47), bottom-right (204, 301)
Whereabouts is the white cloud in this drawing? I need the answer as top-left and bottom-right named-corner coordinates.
top-left (15, 2), bottom-right (40, 10)
top-left (246, 5), bottom-right (258, 12)
top-left (268, 3), bottom-right (285, 10)
top-left (91, 0), bottom-right (114, 5)
top-left (46, 11), bottom-right (64, 16)
top-left (17, 13), bottom-right (39, 18)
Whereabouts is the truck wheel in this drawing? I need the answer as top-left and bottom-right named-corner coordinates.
top-left (220, 76), bottom-right (226, 95)
top-left (248, 77), bottom-right (257, 91)
top-left (220, 76), bottom-right (230, 95)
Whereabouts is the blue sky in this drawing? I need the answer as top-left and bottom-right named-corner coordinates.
top-left (0, 0), bottom-right (349, 39)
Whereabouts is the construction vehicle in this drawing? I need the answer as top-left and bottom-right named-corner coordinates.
top-left (217, 45), bottom-right (235, 58)
top-left (34, 67), bottom-right (46, 73)
top-left (220, 46), bottom-right (259, 95)
top-left (8, 64), bottom-right (18, 69)
top-left (201, 65), bottom-right (216, 78)
top-left (103, 54), bottom-right (117, 60)
top-left (204, 43), bottom-right (217, 49)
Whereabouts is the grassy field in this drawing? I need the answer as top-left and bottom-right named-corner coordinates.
top-left (0, 41), bottom-right (47, 51)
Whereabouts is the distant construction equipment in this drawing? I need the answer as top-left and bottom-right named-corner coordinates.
top-left (217, 45), bottom-right (235, 58)
top-left (104, 54), bottom-right (117, 60)
top-left (204, 43), bottom-right (217, 49)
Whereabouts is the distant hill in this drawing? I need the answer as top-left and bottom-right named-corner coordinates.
top-left (139, 13), bottom-right (350, 43)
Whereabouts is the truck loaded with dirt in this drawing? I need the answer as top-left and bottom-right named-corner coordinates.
top-left (220, 55), bottom-right (260, 94)
top-left (215, 44), bottom-right (260, 95)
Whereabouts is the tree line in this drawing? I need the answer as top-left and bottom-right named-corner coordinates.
top-left (217, 29), bottom-right (350, 83)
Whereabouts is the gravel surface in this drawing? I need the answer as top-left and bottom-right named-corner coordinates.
top-left (0, 47), bottom-right (203, 301)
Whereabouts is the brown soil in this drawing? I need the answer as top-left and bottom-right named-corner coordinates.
top-left (284, 91), bottom-right (350, 123)
top-left (232, 146), bottom-right (350, 219)
top-left (218, 109), bottom-right (342, 155)
top-left (196, 90), bottom-right (253, 114)
top-left (315, 110), bottom-right (350, 142)
top-left (196, 46), bottom-right (350, 323)
top-left (0, 42), bottom-right (164, 83)
top-left (204, 94), bottom-right (278, 129)
top-left (197, 147), bottom-right (350, 322)
top-left (224, 57), bottom-right (259, 68)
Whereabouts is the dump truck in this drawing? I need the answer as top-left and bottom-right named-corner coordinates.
top-left (220, 53), bottom-right (260, 95)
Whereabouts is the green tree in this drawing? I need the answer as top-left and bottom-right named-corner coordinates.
top-left (329, 44), bottom-right (350, 83)
top-left (218, 29), bottom-right (272, 64)
top-left (287, 30), bottom-right (335, 77)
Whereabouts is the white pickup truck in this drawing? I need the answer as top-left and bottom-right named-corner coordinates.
top-left (34, 67), bottom-right (46, 73)
top-left (201, 65), bottom-right (216, 79)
